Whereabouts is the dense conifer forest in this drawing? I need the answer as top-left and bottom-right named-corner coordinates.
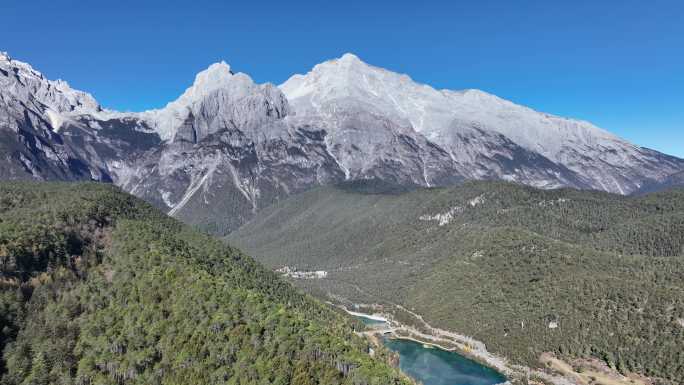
top-left (0, 182), bottom-right (410, 385)
top-left (229, 181), bottom-right (684, 384)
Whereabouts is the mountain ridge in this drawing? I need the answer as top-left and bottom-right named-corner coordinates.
top-left (280, 53), bottom-right (682, 194)
top-left (1, 50), bottom-right (682, 233)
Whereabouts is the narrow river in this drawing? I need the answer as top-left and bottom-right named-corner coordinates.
top-left (356, 315), bottom-right (507, 385)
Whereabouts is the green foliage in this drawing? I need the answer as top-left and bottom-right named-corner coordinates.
top-left (229, 181), bottom-right (684, 383)
top-left (0, 181), bottom-right (410, 385)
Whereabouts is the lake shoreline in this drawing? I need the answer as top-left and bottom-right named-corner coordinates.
top-left (340, 305), bottom-right (607, 385)
top-left (343, 308), bottom-right (507, 362)
top-left (342, 307), bottom-right (512, 384)
top-left (342, 305), bottom-right (660, 385)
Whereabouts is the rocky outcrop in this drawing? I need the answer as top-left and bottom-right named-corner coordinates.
top-left (1, 51), bottom-right (682, 234)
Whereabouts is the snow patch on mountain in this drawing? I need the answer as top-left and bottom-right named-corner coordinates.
top-left (130, 62), bottom-right (289, 142)
top-left (280, 53), bottom-right (684, 194)
top-left (0, 52), bottom-right (102, 117)
top-left (2, 50), bottom-right (684, 233)
top-left (280, 53), bottom-right (623, 161)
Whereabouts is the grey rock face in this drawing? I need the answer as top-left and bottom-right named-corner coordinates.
top-left (0, 52), bottom-right (157, 183)
top-left (1, 51), bottom-right (682, 233)
top-left (281, 53), bottom-right (684, 195)
top-left (634, 170), bottom-right (684, 195)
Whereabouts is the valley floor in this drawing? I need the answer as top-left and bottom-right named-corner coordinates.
top-left (228, 182), bottom-right (684, 385)
top-left (344, 305), bottom-right (655, 385)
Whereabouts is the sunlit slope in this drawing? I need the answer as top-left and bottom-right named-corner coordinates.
top-left (0, 182), bottom-right (410, 385)
top-left (228, 181), bottom-right (684, 383)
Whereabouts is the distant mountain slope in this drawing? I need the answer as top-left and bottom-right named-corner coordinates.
top-left (228, 181), bottom-right (684, 384)
top-left (0, 52), bottom-right (159, 183)
top-left (281, 54), bottom-right (684, 194)
top-left (0, 53), bottom-right (346, 233)
top-left (634, 170), bottom-right (684, 194)
top-left (2, 51), bottom-right (683, 234)
top-left (0, 182), bottom-right (410, 385)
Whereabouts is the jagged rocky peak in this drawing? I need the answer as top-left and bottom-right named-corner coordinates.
top-left (281, 52), bottom-right (613, 154)
top-left (314, 54), bottom-right (618, 155)
top-left (281, 52), bottom-right (483, 133)
top-left (1, 48), bottom-right (683, 214)
top-left (280, 53), bottom-right (684, 194)
top-left (195, 61), bottom-right (234, 82)
top-left (138, 60), bottom-right (289, 142)
top-left (281, 52), bottom-right (404, 109)
top-left (326, 52), bottom-right (370, 71)
top-left (176, 61), bottom-right (240, 106)
top-left (0, 52), bottom-right (102, 132)
top-left (338, 52), bottom-right (362, 62)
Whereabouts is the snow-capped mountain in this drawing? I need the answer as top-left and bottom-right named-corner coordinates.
top-left (0, 51), bottom-right (159, 182)
top-left (132, 61), bottom-right (289, 142)
top-left (281, 53), bottom-right (684, 194)
top-left (1, 51), bottom-right (682, 233)
top-left (113, 62), bottom-right (343, 232)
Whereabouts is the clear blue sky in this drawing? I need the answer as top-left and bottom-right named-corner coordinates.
top-left (2, 0), bottom-right (682, 157)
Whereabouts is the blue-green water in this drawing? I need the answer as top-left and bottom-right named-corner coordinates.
top-left (357, 315), bottom-right (388, 327)
top-left (383, 337), bottom-right (506, 385)
top-left (354, 315), bottom-right (506, 385)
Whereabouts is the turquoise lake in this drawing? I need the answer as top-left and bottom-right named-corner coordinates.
top-left (383, 337), bottom-right (506, 385)
top-left (354, 315), bottom-right (506, 385)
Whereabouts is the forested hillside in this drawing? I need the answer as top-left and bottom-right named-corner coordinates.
top-left (0, 182), bottom-right (410, 385)
top-left (229, 181), bottom-right (684, 384)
